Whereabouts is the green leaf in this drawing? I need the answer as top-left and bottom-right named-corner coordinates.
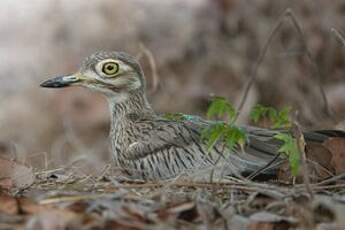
top-left (267, 108), bottom-right (278, 121)
top-left (202, 96), bottom-right (249, 155)
top-left (274, 133), bottom-right (300, 176)
top-left (249, 104), bottom-right (266, 123)
top-left (201, 123), bottom-right (247, 153)
top-left (202, 97), bottom-right (248, 154)
top-left (224, 125), bottom-right (246, 151)
top-left (273, 107), bottom-right (291, 128)
top-left (201, 123), bottom-right (226, 152)
top-left (207, 97), bottom-right (236, 122)
top-left (250, 104), bottom-right (292, 129)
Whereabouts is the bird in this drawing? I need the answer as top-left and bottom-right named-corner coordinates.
top-left (40, 51), bottom-right (345, 181)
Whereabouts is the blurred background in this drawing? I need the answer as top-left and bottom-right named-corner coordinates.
top-left (0, 0), bottom-right (344, 172)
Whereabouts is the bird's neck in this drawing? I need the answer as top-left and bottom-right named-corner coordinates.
top-left (107, 90), bottom-right (154, 120)
top-left (107, 90), bottom-right (154, 164)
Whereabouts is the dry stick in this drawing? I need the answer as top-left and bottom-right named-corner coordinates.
top-left (108, 182), bottom-right (286, 199)
top-left (236, 9), bottom-right (295, 180)
top-left (286, 10), bottom-right (335, 122)
top-left (312, 183), bottom-right (345, 191)
top-left (138, 43), bottom-right (160, 94)
top-left (237, 8), bottom-right (334, 122)
top-left (246, 153), bottom-right (281, 180)
top-left (235, 9), bottom-right (289, 118)
top-left (292, 121), bottom-right (313, 198)
top-left (315, 172), bottom-right (345, 186)
top-left (331, 28), bottom-right (345, 47)
top-left (237, 9), bottom-right (335, 182)
top-left (39, 193), bottom-right (145, 205)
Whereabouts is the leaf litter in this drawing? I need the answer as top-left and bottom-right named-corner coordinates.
top-left (0, 157), bottom-right (34, 191)
top-left (0, 145), bottom-right (345, 230)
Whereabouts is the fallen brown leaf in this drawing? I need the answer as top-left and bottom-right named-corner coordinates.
top-left (323, 138), bottom-right (345, 174)
top-left (0, 194), bottom-right (18, 215)
top-left (277, 142), bottom-right (336, 183)
top-left (249, 212), bottom-right (296, 230)
top-left (122, 206), bottom-right (152, 224)
top-left (0, 177), bottom-right (13, 191)
top-left (102, 219), bottom-right (143, 230)
top-left (165, 202), bottom-right (198, 222)
top-left (66, 200), bottom-right (89, 213)
top-left (26, 209), bottom-right (81, 230)
top-left (0, 157), bottom-right (34, 190)
top-left (250, 211), bottom-right (296, 224)
top-left (18, 197), bottom-right (52, 215)
top-left (249, 222), bottom-right (275, 230)
top-left (0, 195), bottom-right (53, 216)
top-left (306, 142), bottom-right (336, 181)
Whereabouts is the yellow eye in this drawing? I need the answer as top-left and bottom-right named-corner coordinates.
top-left (102, 62), bottom-right (119, 76)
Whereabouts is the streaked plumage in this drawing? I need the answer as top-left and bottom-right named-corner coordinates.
top-left (41, 51), bottom-right (345, 181)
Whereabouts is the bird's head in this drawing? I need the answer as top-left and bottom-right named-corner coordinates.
top-left (40, 51), bottom-right (145, 98)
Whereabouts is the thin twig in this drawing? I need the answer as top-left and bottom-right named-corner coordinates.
top-left (236, 8), bottom-right (335, 123)
top-left (311, 183), bottom-right (345, 190)
top-left (103, 181), bottom-right (286, 199)
top-left (286, 10), bottom-right (335, 122)
top-left (292, 121), bottom-right (313, 198)
top-left (138, 43), bottom-right (160, 94)
top-left (236, 9), bottom-right (289, 120)
top-left (39, 193), bottom-right (144, 205)
top-left (246, 153), bottom-right (282, 180)
top-left (315, 172), bottom-right (345, 186)
top-left (331, 28), bottom-right (345, 47)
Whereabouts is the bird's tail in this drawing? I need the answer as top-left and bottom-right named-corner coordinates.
top-left (227, 127), bottom-right (345, 179)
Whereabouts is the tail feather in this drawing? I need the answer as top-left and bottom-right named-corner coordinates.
top-left (304, 130), bottom-right (345, 142)
top-left (236, 127), bottom-right (345, 178)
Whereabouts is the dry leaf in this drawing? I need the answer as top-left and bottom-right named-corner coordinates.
top-left (277, 142), bottom-right (336, 183)
top-left (103, 219), bottom-right (142, 230)
top-left (0, 157), bottom-right (34, 190)
top-left (67, 201), bottom-right (89, 213)
top-left (121, 205), bottom-right (151, 224)
top-left (0, 177), bottom-right (13, 190)
top-left (250, 212), bottom-right (296, 224)
top-left (227, 215), bottom-right (250, 230)
top-left (168, 202), bottom-right (198, 222)
top-left (323, 138), bottom-right (345, 174)
top-left (306, 142), bottom-right (335, 181)
top-left (0, 194), bottom-right (18, 215)
top-left (157, 202), bottom-right (198, 223)
top-left (26, 209), bottom-right (80, 230)
top-left (18, 197), bottom-right (52, 215)
top-left (249, 222), bottom-right (275, 230)
top-left (249, 212), bottom-right (296, 230)
top-left (0, 195), bottom-right (52, 216)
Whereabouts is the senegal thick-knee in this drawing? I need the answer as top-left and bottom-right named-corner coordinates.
top-left (41, 51), bottom-right (344, 181)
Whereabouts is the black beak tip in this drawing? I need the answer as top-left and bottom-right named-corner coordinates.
top-left (40, 78), bottom-right (70, 88)
top-left (40, 80), bottom-right (51, 88)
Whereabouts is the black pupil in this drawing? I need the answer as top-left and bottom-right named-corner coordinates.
top-left (107, 65), bottom-right (114, 71)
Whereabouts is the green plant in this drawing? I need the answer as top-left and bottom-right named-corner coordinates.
top-left (202, 98), bottom-right (300, 176)
top-left (274, 133), bottom-right (300, 176)
top-left (206, 97), bottom-right (237, 123)
top-left (250, 104), bottom-right (291, 128)
top-left (250, 104), bottom-right (300, 176)
top-left (201, 97), bottom-right (246, 152)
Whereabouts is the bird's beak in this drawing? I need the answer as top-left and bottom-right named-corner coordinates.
top-left (40, 73), bottom-right (83, 88)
